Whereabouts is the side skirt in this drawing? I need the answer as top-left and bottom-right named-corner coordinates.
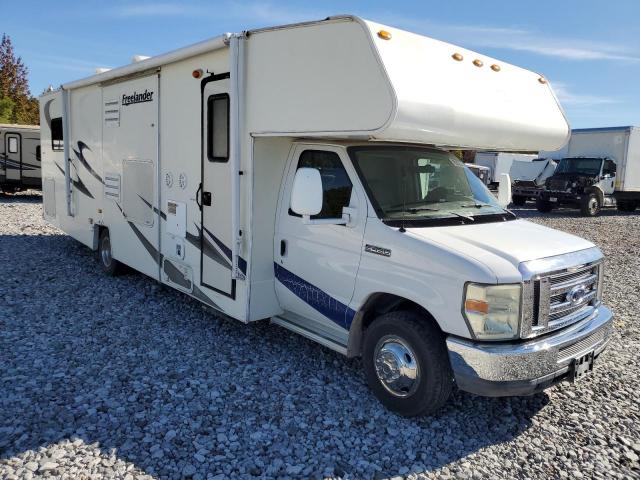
top-left (271, 313), bottom-right (348, 356)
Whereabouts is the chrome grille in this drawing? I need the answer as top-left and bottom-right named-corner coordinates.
top-left (523, 261), bottom-right (602, 338)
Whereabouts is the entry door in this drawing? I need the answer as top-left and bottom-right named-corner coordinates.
top-left (201, 75), bottom-right (234, 296)
top-left (5, 133), bottom-right (20, 182)
top-left (275, 145), bottom-right (367, 332)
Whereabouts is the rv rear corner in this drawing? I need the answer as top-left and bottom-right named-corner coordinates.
top-left (38, 15), bottom-right (613, 416)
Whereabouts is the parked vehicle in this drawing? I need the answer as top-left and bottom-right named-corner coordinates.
top-left (0, 124), bottom-right (41, 193)
top-left (39, 15), bottom-right (612, 416)
top-left (510, 158), bottom-right (557, 205)
top-left (474, 152), bottom-right (538, 187)
top-left (537, 126), bottom-right (640, 216)
top-left (466, 163), bottom-right (491, 186)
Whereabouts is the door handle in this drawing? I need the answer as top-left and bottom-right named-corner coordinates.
top-left (280, 239), bottom-right (287, 256)
top-left (196, 183), bottom-right (202, 210)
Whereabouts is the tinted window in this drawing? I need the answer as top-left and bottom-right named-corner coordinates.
top-left (207, 94), bottom-right (229, 161)
top-left (8, 137), bottom-right (18, 153)
top-left (51, 117), bottom-right (63, 151)
top-left (293, 150), bottom-right (353, 219)
top-left (603, 159), bottom-right (616, 176)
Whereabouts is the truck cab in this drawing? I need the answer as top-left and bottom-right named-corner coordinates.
top-left (276, 140), bottom-right (612, 416)
top-left (537, 156), bottom-right (617, 215)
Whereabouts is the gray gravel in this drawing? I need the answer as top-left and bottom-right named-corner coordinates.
top-left (0, 192), bottom-right (639, 480)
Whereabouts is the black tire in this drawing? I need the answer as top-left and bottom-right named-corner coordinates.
top-left (362, 311), bottom-right (453, 417)
top-left (98, 229), bottom-right (122, 276)
top-left (580, 192), bottom-right (601, 217)
top-left (512, 195), bottom-right (527, 206)
top-left (536, 198), bottom-right (554, 213)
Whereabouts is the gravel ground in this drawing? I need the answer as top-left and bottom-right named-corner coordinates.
top-left (0, 192), bottom-right (639, 480)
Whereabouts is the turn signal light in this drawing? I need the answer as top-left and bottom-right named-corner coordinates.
top-left (465, 299), bottom-right (489, 314)
top-left (377, 30), bottom-right (392, 40)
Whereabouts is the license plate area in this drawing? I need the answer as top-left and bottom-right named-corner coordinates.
top-left (570, 351), bottom-right (595, 382)
top-left (549, 197), bottom-right (558, 202)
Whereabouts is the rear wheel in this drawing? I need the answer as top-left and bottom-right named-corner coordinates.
top-left (536, 198), bottom-right (554, 213)
top-left (362, 311), bottom-right (453, 417)
top-left (512, 195), bottom-right (527, 206)
top-left (580, 193), bottom-right (601, 217)
top-left (98, 229), bottom-right (122, 276)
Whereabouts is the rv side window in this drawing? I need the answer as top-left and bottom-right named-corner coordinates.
top-left (291, 150), bottom-right (353, 220)
top-left (51, 117), bottom-right (64, 151)
top-left (8, 137), bottom-right (18, 153)
top-left (603, 160), bottom-right (616, 176)
top-left (207, 94), bottom-right (229, 162)
top-left (36, 145), bottom-right (41, 161)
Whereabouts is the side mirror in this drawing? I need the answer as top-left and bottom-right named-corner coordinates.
top-left (291, 168), bottom-right (323, 216)
top-left (497, 173), bottom-right (512, 208)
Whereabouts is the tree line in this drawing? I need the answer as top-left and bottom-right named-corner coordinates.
top-left (0, 34), bottom-right (39, 125)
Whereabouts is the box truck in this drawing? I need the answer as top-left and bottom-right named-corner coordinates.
top-left (474, 152), bottom-right (538, 187)
top-left (537, 126), bottom-right (640, 215)
top-left (1, 124), bottom-right (41, 193)
top-left (39, 16), bottom-right (612, 416)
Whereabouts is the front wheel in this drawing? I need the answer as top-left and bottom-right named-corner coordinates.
top-left (362, 311), bottom-right (453, 417)
top-left (580, 193), bottom-right (601, 217)
top-left (536, 198), bottom-right (554, 213)
top-left (98, 229), bottom-right (122, 276)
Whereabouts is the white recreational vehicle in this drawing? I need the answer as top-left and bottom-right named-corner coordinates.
top-left (39, 16), bottom-right (613, 416)
top-left (0, 124), bottom-right (41, 193)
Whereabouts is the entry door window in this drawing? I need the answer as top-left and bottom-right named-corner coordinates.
top-left (293, 150), bottom-right (353, 220)
top-left (8, 137), bottom-right (18, 153)
top-left (207, 94), bottom-right (229, 161)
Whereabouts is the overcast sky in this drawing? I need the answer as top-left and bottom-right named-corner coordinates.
top-left (4, 0), bottom-right (639, 128)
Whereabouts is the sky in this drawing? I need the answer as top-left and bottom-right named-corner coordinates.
top-left (2, 0), bottom-right (639, 128)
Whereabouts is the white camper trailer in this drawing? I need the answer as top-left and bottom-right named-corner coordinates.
top-left (40, 16), bottom-right (613, 416)
top-left (537, 126), bottom-right (640, 215)
top-left (0, 124), bottom-right (41, 193)
top-left (474, 152), bottom-right (538, 187)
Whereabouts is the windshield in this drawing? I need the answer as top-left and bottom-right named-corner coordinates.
top-left (555, 157), bottom-right (603, 176)
top-left (348, 146), bottom-right (511, 225)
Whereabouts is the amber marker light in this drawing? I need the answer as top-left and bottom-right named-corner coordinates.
top-left (465, 299), bottom-right (489, 314)
top-left (538, 76), bottom-right (547, 84)
top-left (452, 52), bottom-right (464, 61)
top-left (473, 59), bottom-right (484, 67)
top-left (192, 69), bottom-right (203, 79)
top-left (490, 64), bottom-right (501, 72)
top-left (377, 30), bottom-right (392, 40)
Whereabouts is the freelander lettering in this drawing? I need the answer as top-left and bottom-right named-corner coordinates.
top-left (122, 89), bottom-right (154, 106)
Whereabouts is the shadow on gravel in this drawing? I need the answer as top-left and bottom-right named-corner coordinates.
top-left (1, 218), bottom-right (548, 479)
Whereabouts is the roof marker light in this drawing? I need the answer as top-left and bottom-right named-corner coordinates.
top-left (452, 53), bottom-right (464, 61)
top-left (473, 59), bottom-right (484, 67)
top-left (490, 64), bottom-right (501, 72)
top-left (377, 30), bottom-right (392, 40)
top-left (192, 69), bottom-right (203, 79)
top-left (538, 76), bottom-right (547, 84)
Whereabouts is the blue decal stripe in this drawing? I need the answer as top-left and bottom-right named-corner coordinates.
top-left (274, 263), bottom-right (355, 329)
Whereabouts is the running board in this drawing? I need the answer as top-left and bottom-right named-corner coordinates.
top-left (271, 315), bottom-right (348, 356)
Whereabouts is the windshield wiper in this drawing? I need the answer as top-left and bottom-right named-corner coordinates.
top-left (460, 203), bottom-right (492, 208)
top-left (386, 206), bottom-right (440, 214)
top-left (448, 211), bottom-right (475, 221)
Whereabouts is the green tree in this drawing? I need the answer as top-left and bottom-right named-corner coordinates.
top-left (0, 34), bottom-right (39, 125)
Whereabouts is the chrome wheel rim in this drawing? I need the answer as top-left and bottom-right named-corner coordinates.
top-left (589, 198), bottom-right (598, 214)
top-left (374, 335), bottom-right (420, 397)
top-left (101, 236), bottom-right (112, 268)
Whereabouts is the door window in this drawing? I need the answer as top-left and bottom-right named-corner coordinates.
top-left (603, 159), bottom-right (616, 176)
top-left (291, 150), bottom-right (353, 220)
top-left (51, 118), bottom-right (64, 151)
top-left (207, 94), bottom-right (229, 161)
top-left (8, 137), bottom-right (18, 153)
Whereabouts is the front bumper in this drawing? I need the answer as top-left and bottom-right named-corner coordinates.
top-left (539, 190), bottom-right (582, 205)
top-left (447, 305), bottom-right (613, 397)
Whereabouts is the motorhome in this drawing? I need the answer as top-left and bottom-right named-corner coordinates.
top-left (538, 126), bottom-right (640, 215)
top-left (39, 16), bottom-right (613, 416)
top-left (474, 152), bottom-right (538, 187)
top-left (0, 124), bottom-right (41, 193)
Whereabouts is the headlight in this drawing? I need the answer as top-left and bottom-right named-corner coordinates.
top-left (463, 283), bottom-right (521, 340)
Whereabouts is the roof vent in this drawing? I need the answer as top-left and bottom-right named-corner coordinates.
top-left (95, 67), bottom-right (111, 74)
top-left (131, 55), bottom-right (150, 63)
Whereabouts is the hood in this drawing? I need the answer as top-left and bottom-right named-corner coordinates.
top-left (406, 219), bottom-right (595, 275)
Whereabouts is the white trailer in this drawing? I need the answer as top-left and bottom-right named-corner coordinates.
top-left (537, 126), bottom-right (640, 215)
top-left (0, 124), bottom-right (41, 193)
top-left (40, 16), bottom-right (613, 416)
top-left (474, 152), bottom-right (538, 186)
